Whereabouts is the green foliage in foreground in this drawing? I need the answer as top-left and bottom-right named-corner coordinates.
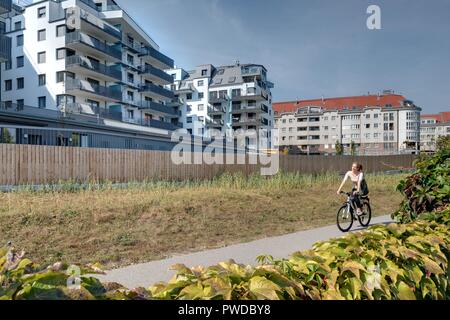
top-left (393, 138), bottom-right (449, 223)
top-left (1, 208), bottom-right (449, 300)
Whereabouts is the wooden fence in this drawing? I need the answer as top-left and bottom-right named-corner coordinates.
top-left (0, 144), bottom-right (418, 185)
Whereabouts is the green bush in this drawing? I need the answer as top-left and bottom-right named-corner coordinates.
top-left (2, 208), bottom-right (449, 300)
top-left (393, 142), bottom-right (449, 223)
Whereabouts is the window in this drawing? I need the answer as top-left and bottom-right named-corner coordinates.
top-left (56, 71), bottom-right (74, 83)
top-left (16, 56), bottom-right (24, 68)
top-left (366, 124), bottom-right (370, 129)
top-left (5, 80), bottom-right (12, 91)
top-left (127, 91), bottom-right (134, 101)
top-left (187, 117), bottom-right (193, 123)
top-left (5, 60), bottom-right (11, 70)
top-left (198, 92), bottom-right (204, 99)
top-left (201, 69), bottom-right (207, 76)
top-left (198, 104), bottom-right (204, 111)
top-left (186, 105), bottom-right (192, 112)
top-left (198, 80), bottom-right (204, 87)
top-left (17, 99), bottom-right (24, 108)
top-left (374, 114), bottom-right (379, 119)
top-left (56, 25), bottom-right (66, 37)
top-left (56, 48), bottom-right (65, 60)
top-left (16, 35), bottom-right (23, 47)
top-left (38, 29), bottom-right (46, 41)
top-left (14, 21), bottom-right (21, 31)
top-left (37, 7), bottom-right (46, 18)
top-left (38, 74), bottom-right (46, 86)
top-left (127, 73), bottom-right (134, 84)
top-left (127, 110), bottom-right (134, 119)
top-left (38, 96), bottom-right (46, 109)
top-left (186, 93), bottom-right (192, 100)
top-left (38, 52), bottom-right (46, 64)
top-left (17, 77), bottom-right (24, 89)
top-left (127, 54), bottom-right (134, 65)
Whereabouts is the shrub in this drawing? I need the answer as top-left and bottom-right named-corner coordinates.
top-left (2, 208), bottom-right (449, 300)
top-left (393, 143), bottom-right (449, 223)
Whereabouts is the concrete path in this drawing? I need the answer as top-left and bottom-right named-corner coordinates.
top-left (96, 215), bottom-right (393, 289)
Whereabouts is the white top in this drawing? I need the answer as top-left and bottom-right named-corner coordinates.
top-left (344, 171), bottom-right (364, 187)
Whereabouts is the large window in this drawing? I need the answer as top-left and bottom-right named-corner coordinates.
top-left (37, 7), bottom-right (46, 19)
top-left (56, 48), bottom-right (66, 60)
top-left (17, 77), bottom-right (24, 90)
top-left (38, 29), bottom-right (46, 41)
top-left (56, 25), bottom-right (66, 37)
top-left (38, 96), bottom-right (46, 109)
top-left (16, 35), bottom-right (23, 47)
top-left (38, 51), bottom-right (46, 64)
top-left (16, 56), bottom-right (24, 68)
top-left (38, 74), bottom-right (46, 86)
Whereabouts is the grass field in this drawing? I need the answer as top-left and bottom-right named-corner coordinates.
top-left (0, 173), bottom-right (407, 269)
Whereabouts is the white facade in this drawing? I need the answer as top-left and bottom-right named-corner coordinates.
top-left (420, 114), bottom-right (450, 152)
top-left (166, 63), bottom-right (275, 148)
top-left (1, 0), bottom-right (179, 135)
top-left (275, 96), bottom-right (421, 155)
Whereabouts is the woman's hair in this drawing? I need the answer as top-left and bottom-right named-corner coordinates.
top-left (353, 162), bottom-right (363, 171)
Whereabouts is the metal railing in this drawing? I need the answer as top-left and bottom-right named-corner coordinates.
top-left (139, 83), bottom-right (174, 100)
top-left (138, 65), bottom-right (173, 84)
top-left (139, 101), bottom-right (178, 117)
top-left (78, 9), bottom-right (121, 39)
top-left (139, 45), bottom-right (174, 69)
top-left (66, 31), bottom-right (122, 60)
top-left (65, 79), bottom-right (122, 100)
top-left (66, 55), bottom-right (121, 80)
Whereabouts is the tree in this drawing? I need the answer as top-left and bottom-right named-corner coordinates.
top-left (335, 141), bottom-right (343, 155)
top-left (436, 135), bottom-right (450, 152)
top-left (350, 140), bottom-right (357, 156)
top-left (1, 128), bottom-right (14, 144)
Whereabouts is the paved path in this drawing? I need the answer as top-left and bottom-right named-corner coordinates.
top-left (96, 215), bottom-right (393, 289)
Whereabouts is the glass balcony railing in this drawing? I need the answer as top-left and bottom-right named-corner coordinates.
top-left (139, 100), bottom-right (178, 117)
top-left (65, 79), bottom-right (122, 100)
top-left (139, 65), bottom-right (173, 84)
top-left (139, 83), bottom-right (174, 100)
top-left (66, 55), bottom-right (121, 81)
top-left (139, 45), bottom-right (174, 69)
top-left (0, 33), bottom-right (11, 62)
top-left (66, 31), bottom-right (122, 60)
top-left (0, 0), bottom-right (12, 15)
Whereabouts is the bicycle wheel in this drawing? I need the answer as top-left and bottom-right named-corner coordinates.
top-left (337, 205), bottom-right (353, 232)
top-left (358, 201), bottom-right (372, 227)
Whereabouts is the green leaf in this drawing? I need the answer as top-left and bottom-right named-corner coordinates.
top-left (397, 282), bottom-right (416, 300)
top-left (248, 276), bottom-right (281, 300)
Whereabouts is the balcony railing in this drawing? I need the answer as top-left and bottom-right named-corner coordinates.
top-left (0, 0), bottom-right (12, 15)
top-left (124, 118), bottom-right (181, 131)
top-left (66, 55), bottom-right (121, 81)
top-left (78, 8), bottom-right (122, 40)
top-left (66, 31), bottom-right (122, 60)
top-left (139, 100), bottom-right (178, 117)
top-left (138, 65), bottom-right (173, 84)
top-left (65, 79), bottom-right (122, 100)
top-left (139, 83), bottom-right (174, 100)
top-left (0, 33), bottom-right (11, 62)
top-left (209, 95), bottom-right (229, 103)
top-left (139, 45), bottom-right (174, 69)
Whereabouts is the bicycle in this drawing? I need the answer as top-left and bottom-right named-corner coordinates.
top-left (336, 191), bottom-right (372, 232)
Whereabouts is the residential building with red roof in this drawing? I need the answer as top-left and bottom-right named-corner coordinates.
top-left (420, 112), bottom-right (450, 152)
top-left (273, 91), bottom-right (422, 155)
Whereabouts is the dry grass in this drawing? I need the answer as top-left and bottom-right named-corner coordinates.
top-left (0, 173), bottom-right (406, 269)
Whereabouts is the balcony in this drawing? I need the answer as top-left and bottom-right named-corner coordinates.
top-left (139, 100), bottom-right (179, 117)
top-left (231, 89), bottom-right (268, 102)
top-left (139, 83), bottom-right (174, 101)
top-left (208, 106), bottom-right (225, 115)
top-left (74, 7), bottom-right (122, 42)
top-left (232, 118), bottom-right (261, 126)
top-left (124, 118), bottom-right (181, 131)
top-left (66, 55), bottom-right (121, 82)
top-left (66, 31), bottom-right (122, 62)
top-left (209, 94), bottom-right (229, 103)
top-left (138, 45), bottom-right (174, 70)
top-left (138, 65), bottom-right (173, 85)
top-left (0, 0), bottom-right (11, 15)
top-left (231, 104), bottom-right (267, 114)
top-left (207, 118), bottom-right (224, 127)
top-left (0, 34), bottom-right (11, 63)
top-left (65, 79), bottom-right (122, 101)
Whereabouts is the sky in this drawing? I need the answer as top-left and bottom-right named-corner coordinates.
top-left (116, 0), bottom-right (450, 114)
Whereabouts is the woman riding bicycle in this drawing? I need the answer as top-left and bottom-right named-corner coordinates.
top-left (336, 162), bottom-right (369, 216)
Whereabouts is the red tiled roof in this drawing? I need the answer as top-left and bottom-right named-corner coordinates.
top-left (422, 112), bottom-right (450, 123)
top-left (273, 94), bottom-right (407, 114)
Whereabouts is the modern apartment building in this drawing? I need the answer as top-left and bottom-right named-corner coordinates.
top-left (166, 63), bottom-right (274, 147)
top-left (0, 0), bottom-right (12, 67)
top-left (0, 0), bottom-right (182, 150)
top-left (274, 92), bottom-right (422, 155)
top-left (420, 112), bottom-right (450, 152)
